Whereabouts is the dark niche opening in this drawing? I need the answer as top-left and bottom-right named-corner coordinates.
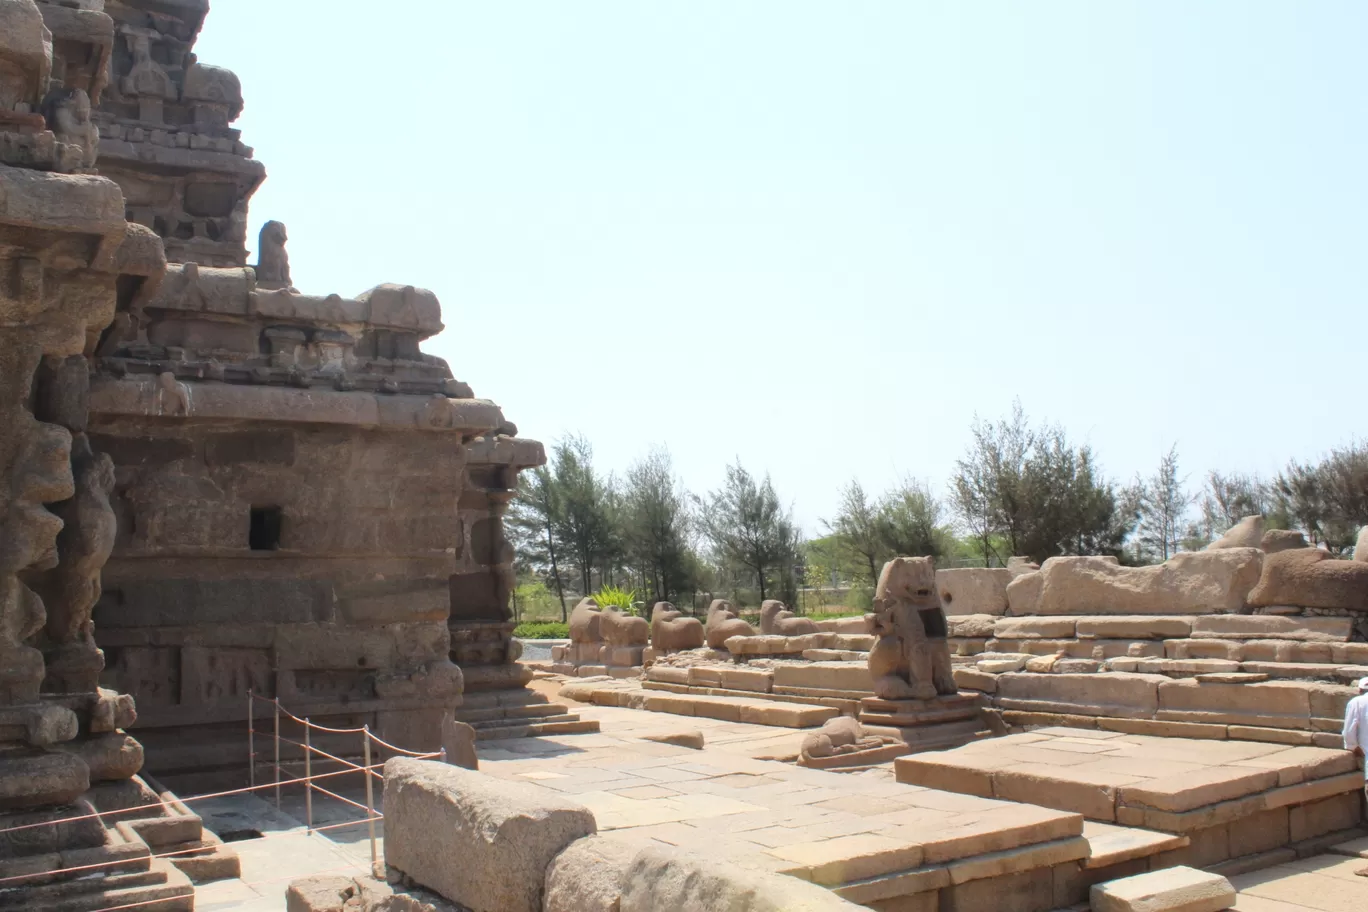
top-left (249, 506), bottom-right (283, 551)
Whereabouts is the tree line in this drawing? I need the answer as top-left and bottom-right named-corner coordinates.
top-left (509, 406), bottom-right (1368, 619)
top-left (508, 437), bottom-right (802, 621)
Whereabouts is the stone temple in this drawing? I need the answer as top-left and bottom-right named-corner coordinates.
top-left (5, 2), bottom-right (1368, 912)
top-left (0, 0), bottom-right (593, 906)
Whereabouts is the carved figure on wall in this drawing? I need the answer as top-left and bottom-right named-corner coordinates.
top-left (35, 436), bottom-right (115, 690)
top-left (704, 599), bottom-right (753, 648)
top-left (650, 602), bottom-right (704, 653)
top-left (155, 371), bottom-right (189, 416)
top-left (255, 221), bottom-right (292, 288)
top-left (0, 417), bottom-right (74, 704)
top-left (121, 34), bottom-right (174, 99)
top-left (866, 557), bottom-right (957, 701)
top-left (759, 599), bottom-right (817, 636)
top-left (42, 88), bottom-right (98, 170)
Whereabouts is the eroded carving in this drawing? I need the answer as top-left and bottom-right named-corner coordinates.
top-left (867, 557), bottom-right (957, 701)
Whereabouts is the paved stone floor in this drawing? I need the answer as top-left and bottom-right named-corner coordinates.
top-left (179, 692), bottom-right (1368, 911)
top-left (1231, 851), bottom-right (1368, 910)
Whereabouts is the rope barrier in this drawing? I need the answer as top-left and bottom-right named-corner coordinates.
top-left (3, 689), bottom-right (451, 903)
top-left (0, 762), bottom-right (384, 837)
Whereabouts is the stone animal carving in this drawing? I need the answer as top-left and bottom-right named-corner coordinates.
top-left (600, 604), bottom-right (649, 647)
top-left (799, 716), bottom-right (890, 767)
top-left (568, 597), bottom-right (603, 644)
top-left (1247, 548), bottom-right (1368, 613)
top-left (42, 88), bottom-right (97, 170)
top-left (256, 221), bottom-right (292, 288)
top-left (866, 557), bottom-right (957, 701)
top-left (650, 602), bottom-right (704, 653)
top-left (759, 599), bottom-right (817, 636)
top-left (1207, 515), bottom-right (1264, 550)
top-left (156, 371), bottom-right (189, 416)
top-left (1261, 529), bottom-right (1309, 554)
top-left (705, 599), bottom-right (753, 648)
top-left (122, 34), bottom-right (174, 98)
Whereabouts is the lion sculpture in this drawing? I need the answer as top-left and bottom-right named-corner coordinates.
top-left (866, 557), bottom-right (957, 701)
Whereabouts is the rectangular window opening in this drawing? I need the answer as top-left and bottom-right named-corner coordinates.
top-left (249, 506), bottom-right (283, 551)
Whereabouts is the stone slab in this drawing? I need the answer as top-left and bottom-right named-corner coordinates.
top-left (382, 757), bottom-right (596, 912)
top-left (1091, 866), bottom-right (1235, 912)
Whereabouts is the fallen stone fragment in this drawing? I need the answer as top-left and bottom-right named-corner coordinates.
top-left (640, 730), bottom-right (705, 750)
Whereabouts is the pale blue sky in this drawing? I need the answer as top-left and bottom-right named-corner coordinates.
top-left (196, 2), bottom-right (1366, 532)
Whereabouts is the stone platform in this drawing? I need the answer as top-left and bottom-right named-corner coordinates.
top-left (858, 692), bottom-right (991, 757)
top-left (562, 678), bottom-right (841, 728)
top-left (896, 728), bottom-right (1364, 870)
top-left (474, 706), bottom-right (1117, 912)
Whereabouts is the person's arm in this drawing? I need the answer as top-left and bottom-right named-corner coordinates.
top-left (1345, 700), bottom-right (1363, 756)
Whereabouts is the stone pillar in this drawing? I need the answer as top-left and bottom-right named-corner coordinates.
top-left (0, 0), bottom-right (164, 824)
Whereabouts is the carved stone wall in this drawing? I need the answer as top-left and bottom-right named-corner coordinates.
top-left (93, 0), bottom-right (264, 267)
top-left (0, 0), bottom-right (165, 828)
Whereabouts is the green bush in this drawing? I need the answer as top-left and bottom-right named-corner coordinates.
top-left (513, 580), bottom-right (563, 621)
top-left (594, 584), bottom-right (638, 614)
top-left (844, 586), bottom-right (875, 612)
top-left (513, 621), bottom-right (569, 639)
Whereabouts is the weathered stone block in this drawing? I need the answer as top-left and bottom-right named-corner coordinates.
top-left (1090, 866), bottom-right (1234, 912)
top-left (994, 617), bottom-right (1078, 639)
top-left (544, 834), bottom-right (641, 912)
top-left (383, 758), bottom-right (596, 912)
top-left (947, 615), bottom-right (997, 638)
top-left (1007, 551), bottom-right (1262, 616)
top-left (1190, 615), bottom-right (1353, 642)
top-left (620, 844), bottom-right (864, 911)
top-left (773, 662), bottom-right (872, 693)
top-left (1076, 617), bottom-right (1193, 640)
top-left (937, 568), bottom-right (1011, 616)
top-left (995, 673), bottom-right (1164, 717)
top-left (1155, 680), bottom-right (1311, 729)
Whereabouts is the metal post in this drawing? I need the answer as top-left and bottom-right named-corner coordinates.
top-left (304, 719), bottom-right (313, 834)
top-left (248, 690), bottom-right (255, 790)
top-left (273, 699), bottom-right (281, 809)
top-left (363, 726), bottom-right (378, 877)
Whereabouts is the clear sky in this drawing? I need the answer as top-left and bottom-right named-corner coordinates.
top-left (195, 2), bottom-right (1366, 533)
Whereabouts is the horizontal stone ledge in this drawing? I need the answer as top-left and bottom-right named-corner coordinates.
top-left (90, 377), bottom-right (505, 432)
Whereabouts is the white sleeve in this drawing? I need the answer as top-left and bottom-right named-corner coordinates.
top-left (1345, 699), bottom-right (1362, 752)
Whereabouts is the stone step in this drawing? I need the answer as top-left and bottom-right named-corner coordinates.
top-left (600, 686), bottom-right (841, 728)
top-left (642, 680), bottom-right (862, 714)
top-left (456, 689), bottom-right (553, 711)
top-left (471, 712), bottom-right (581, 729)
top-left (0, 840), bottom-right (153, 886)
top-left (0, 858), bottom-right (192, 912)
top-left (504, 702), bottom-right (570, 719)
top-left (473, 718), bottom-right (601, 740)
top-left (156, 837), bottom-right (241, 884)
